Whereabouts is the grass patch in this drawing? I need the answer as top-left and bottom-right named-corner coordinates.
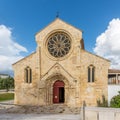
top-left (0, 93), bottom-right (14, 101)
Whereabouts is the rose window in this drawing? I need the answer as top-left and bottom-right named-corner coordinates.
top-left (47, 32), bottom-right (71, 58)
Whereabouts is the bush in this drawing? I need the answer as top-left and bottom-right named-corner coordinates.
top-left (97, 95), bottom-right (108, 107)
top-left (110, 91), bottom-right (120, 108)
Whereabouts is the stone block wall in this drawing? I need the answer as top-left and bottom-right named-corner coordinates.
top-left (81, 107), bottom-right (120, 120)
top-left (12, 18), bottom-right (110, 107)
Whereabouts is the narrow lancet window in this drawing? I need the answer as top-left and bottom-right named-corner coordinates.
top-left (24, 67), bottom-right (32, 84)
top-left (29, 68), bottom-right (32, 83)
top-left (88, 65), bottom-right (95, 83)
top-left (88, 67), bottom-right (90, 82)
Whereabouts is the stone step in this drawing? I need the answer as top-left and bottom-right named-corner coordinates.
top-left (0, 105), bottom-right (81, 114)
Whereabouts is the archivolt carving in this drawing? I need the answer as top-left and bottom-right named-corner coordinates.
top-left (45, 74), bottom-right (69, 88)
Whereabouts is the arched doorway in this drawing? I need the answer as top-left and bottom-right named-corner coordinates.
top-left (53, 80), bottom-right (65, 103)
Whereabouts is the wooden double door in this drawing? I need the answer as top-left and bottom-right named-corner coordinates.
top-left (53, 80), bottom-right (65, 103)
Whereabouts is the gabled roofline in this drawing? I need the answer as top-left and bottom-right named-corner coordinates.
top-left (41, 62), bottom-right (75, 80)
top-left (35, 18), bottom-right (83, 36)
top-left (82, 49), bottom-right (110, 62)
top-left (12, 52), bottom-right (36, 66)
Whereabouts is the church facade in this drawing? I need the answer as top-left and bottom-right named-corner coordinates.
top-left (13, 18), bottom-right (110, 107)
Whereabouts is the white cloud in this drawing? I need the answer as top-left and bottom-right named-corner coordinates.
top-left (0, 25), bottom-right (28, 74)
top-left (94, 18), bottom-right (120, 69)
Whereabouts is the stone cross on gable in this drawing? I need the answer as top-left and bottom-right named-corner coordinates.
top-left (56, 12), bottom-right (59, 18)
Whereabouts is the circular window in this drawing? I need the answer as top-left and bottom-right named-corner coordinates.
top-left (47, 32), bottom-right (71, 58)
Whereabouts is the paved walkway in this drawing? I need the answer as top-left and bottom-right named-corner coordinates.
top-left (0, 90), bottom-right (14, 94)
top-left (0, 113), bottom-right (81, 120)
top-left (0, 100), bottom-right (81, 119)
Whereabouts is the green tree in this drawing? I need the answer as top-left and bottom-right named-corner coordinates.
top-left (0, 77), bottom-right (14, 91)
top-left (0, 78), bottom-right (4, 89)
top-left (110, 91), bottom-right (120, 108)
top-left (0, 78), bottom-right (3, 89)
top-left (4, 78), bottom-right (10, 91)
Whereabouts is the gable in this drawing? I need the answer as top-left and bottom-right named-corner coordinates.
top-left (81, 50), bottom-right (110, 66)
top-left (41, 62), bottom-right (75, 80)
top-left (35, 18), bottom-right (83, 46)
top-left (39, 62), bottom-right (76, 87)
top-left (12, 52), bottom-right (36, 68)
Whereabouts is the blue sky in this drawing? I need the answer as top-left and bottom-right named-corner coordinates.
top-left (1, 0), bottom-right (120, 75)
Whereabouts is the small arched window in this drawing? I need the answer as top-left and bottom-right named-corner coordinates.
top-left (88, 65), bottom-right (95, 82)
top-left (24, 67), bottom-right (32, 83)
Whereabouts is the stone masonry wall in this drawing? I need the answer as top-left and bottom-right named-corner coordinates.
top-left (13, 18), bottom-right (110, 107)
top-left (13, 52), bottom-right (40, 105)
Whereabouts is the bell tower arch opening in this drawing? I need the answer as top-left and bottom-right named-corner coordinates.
top-left (53, 80), bottom-right (65, 103)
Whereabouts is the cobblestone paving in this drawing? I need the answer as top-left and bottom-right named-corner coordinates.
top-left (0, 113), bottom-right (80, 120)
top-left (0, 100), bottom-right (81, 120)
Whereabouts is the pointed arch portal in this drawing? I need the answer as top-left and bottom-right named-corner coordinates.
top-left (53, 80), bottom-right (65, 103)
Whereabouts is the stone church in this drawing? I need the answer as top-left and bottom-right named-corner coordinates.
top-left (13, 18), bottom-right (110, 107)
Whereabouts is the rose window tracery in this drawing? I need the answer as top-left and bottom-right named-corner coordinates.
top-left (47, 32), bottom-right (71, 58)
